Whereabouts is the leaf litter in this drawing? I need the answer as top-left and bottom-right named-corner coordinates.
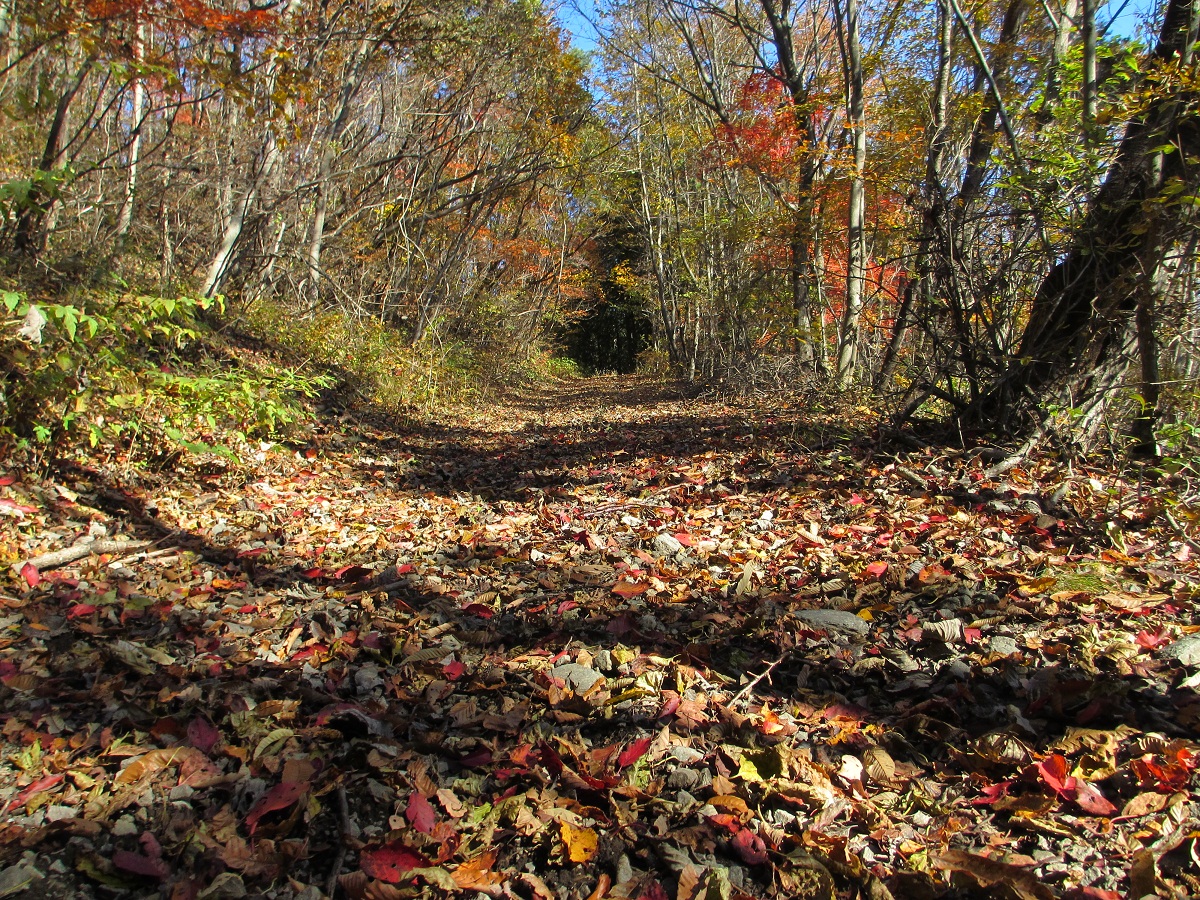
top-left (0, 376), bottom-right (1197, 900)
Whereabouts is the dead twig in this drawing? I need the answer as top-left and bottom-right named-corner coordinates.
top-left (1164, 508), bottom-right (1200, 553)
top-left (18, 538), bottom-right (152, 573)
top-left (326, 786), bottom-right (354, 899)
top-left (730, 652), bottom-right (789, 707)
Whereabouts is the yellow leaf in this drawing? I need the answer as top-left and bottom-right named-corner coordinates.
top-left (560, 821), bottom-right (598, 863)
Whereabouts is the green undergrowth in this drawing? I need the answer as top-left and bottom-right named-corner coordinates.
top-left (237, 301), bottom-right (491, 417)
top-left (1, 288), bottom-right (334, 468)
top-left (236, 300), bottom-right (590, 418)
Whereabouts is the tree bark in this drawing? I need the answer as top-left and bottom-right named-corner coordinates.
top-left (965, 0), bottom-right (1200, 441)
top-left (115, 22), bottom-right (146, 242)
top-left (834, 0), bottom-right (868, 385)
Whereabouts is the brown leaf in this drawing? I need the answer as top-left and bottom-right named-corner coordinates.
top-left (930, 849), bottom-right (1053, 900)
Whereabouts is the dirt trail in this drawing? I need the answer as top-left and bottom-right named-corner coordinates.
top-left (0, 377), bottom-right (1196, 899)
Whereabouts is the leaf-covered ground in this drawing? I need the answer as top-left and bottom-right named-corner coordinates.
top-left (1, 376), bottom-right (1198, 900)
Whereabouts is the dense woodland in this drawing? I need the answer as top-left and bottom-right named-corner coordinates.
top-left (0, 0), bottom-right (1196, 459)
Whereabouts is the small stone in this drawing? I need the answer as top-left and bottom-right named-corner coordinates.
top-left (795, 609), bottom-right (869, 634)
top-left (653, 533), bottom-right (683, 556)
top-left (988, 635), bottom-right (1020, 656)
top-left (169, 785), bottom-right (195, 801)
top-left (669, 745), bottom-right (704, 764)
top-left (674, 790), bottom-right (697, 812)
top-left (594, 649), bottom-right (614, 672)
top-left (112, 816), bottom-right (138, 840)
top-left (668, 767), bottom-right (703, 790)
top-left (616, 855), bottom-right (634, 884)
top-left (44, 805), bottom-right (77, 823)
top-left (354, 663), bottom-right (384, 694)
top-left (1161, 634), bottom-right (1200, 667)
top-left (549, 663), bottom-right (603, 693)
top-left (940, 659), bottom-right (971, 680)
top-left (0, 862), bottom-right (42, 896)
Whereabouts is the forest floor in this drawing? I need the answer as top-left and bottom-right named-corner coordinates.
top-left (0, 374), bottom-right (1198, 900)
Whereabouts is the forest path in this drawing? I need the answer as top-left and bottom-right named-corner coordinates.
top-left (0, 375), bottom-right (1196, 899)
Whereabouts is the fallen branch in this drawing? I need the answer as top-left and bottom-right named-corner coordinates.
top-left (730, 652), bottom-right (788, 707)
top-left (20, 538), bottom-right (151, 573)
top-left (1164, 508), bottom-right (1200, 553)
top-left (326, 786), bottom-right (354, 898)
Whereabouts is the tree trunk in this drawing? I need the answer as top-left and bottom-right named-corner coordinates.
top-left (12, 56), bottom-right (93, 257)
top-left (964, 0), bottom-right (1200, 441)
top-left (115, 22), bottom-right (146, 242)
top-left (834, 0), bottom-right (868, 386)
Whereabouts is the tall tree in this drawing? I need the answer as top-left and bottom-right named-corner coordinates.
top-left (966, 0), bottom-right (1200, 445)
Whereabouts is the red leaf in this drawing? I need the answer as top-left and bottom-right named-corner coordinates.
top-left (657, 693), bottom-right (681, 719)
top-left (705, 812), bottom-right (741, 834)
top-left (972, 780), bottom-right (1012, 805)
top-left (1037, 754), bottom-right (1076, 798)
top-left (731, 828), bottom-right (769, 865)
top-left (1135, 629), bottom-right (1169, 649)
top-left (618, 736), bottom-right (652, 768)
top-left (0, 498), bottom-right (37, 514)
top-left (67, 603), bottom-right (97, 618)
top-left (11, 773), bottom-right (64, 808)
top-left (20, 563), bottom-right (40, 587)
top-left (635, 881), bottom-right (671, 900)
top-left (1073, 780), bottom-right (1117, 817)
top-left (462, 603), bottom-right (494, 619)
top-left (459, 748), bottom-right (492, 768)
top-left (443, 659), bottom-right (466, 681)
top-left (245, 780), bottom-right (307, 834)
top-left (406, 791), bottom-right (437, 834)
top-left (112, 849), bottom-right (170, 879)
top-left (0, 476), bottom-right (15, 486)
top-left (187, 717), bottom-right (220, 754)
top-left (863, 561), bottom-right (888, 578)
top-left (360, 841), bottom-right (430, 883)
top-left (332, 565), bottom-right (372, 582)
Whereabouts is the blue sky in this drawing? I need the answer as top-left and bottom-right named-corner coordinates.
top-left (554, 0), bottom-right (1162, 55)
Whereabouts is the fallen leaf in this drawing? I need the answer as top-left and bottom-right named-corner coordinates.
top-left (561, 821), bottom-right (598, 863)
top-left (244, 780), bottom-right (307, 834)
top-left (360, 841), bottom-right (430, 883)
top-left (406, 791), bottom-right (437, 834)
top-left (618, 736), bottom-right (652, 768)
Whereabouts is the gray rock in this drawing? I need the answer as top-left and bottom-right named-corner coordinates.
top-left (0, 862), bottom-right (42, 896)
top-left (669, 745), bottom-right (705, 763)
top-left (1161, 634), bottom-right (1200, 667)
top-left (549, 662), bottom-right (604, 693)
top-left (653, 533), bottom-right (684, 556)
top-left (988, 635), bottom-right (1020, 656)
top-left (795, 609), bottom-right (869, 634)
top-left (940, 659), bottom-right (972, 680)
top-left (594, 649), bottom-right (614, 672)
top-left (113, 815), bottom-right (139, 837)
top-left (668, 767), bottom-right (704, 790)
top-left (616, 855), bottom-right (634, 885)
